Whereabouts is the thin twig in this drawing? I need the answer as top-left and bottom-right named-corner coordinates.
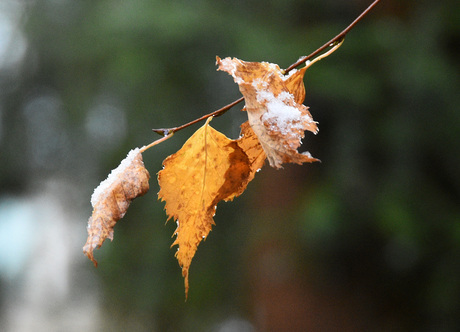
top-left (284, 0), bottom-right (381, 73)
top-left (152, 97), bottom-right (244, 136)
top-left (152, 0), bottom-right (381, 137)
top-left (139, 133), bottom-right (174, 153)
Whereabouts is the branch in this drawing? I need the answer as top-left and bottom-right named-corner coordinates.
top-left (152, 97), bottom-right (244, 136)
top-left (150, 0), bottom-right (381, 139)
top-left (284, 0), bottom-right (381, 73)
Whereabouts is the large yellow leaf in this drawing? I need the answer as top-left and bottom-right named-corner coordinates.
top-left (158, 118), bottom-right (251, 298)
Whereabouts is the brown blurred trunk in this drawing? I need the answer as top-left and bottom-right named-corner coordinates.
top-left (245, 167), bottom-right (373, 332)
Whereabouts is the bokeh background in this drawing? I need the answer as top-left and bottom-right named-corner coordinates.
top-left (0, 0), bottom-right (459, 331)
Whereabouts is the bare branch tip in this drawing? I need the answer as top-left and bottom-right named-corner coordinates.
top-left (152, 128), bottom-right (170, 136)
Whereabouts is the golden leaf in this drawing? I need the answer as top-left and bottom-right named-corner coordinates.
top-left (217, 57), bottom-right (319, 168)
top-left (83, 149), bottom-right (150, 266)
top-left (158, 118), bottom-right (251, 298)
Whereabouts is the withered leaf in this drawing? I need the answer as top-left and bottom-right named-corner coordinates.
top-left (83, 148), bottom-right (150, 266)
top-left (236, 121), bottom-right (267, 182)
top-left (217, 57), bottom-right (319, 169)
top-left (158, 118), bottom-right (252, 298)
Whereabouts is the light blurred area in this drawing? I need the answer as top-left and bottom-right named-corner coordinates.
top-left (0, 180), bottom-right (101, 332)
top-left (0, 2), bottom-right (26, 78)
top-left (0, 0), bottom-right (459, 331)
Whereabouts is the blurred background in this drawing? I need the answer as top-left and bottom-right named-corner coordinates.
top-left (0, 0), bottom-right (459, 331)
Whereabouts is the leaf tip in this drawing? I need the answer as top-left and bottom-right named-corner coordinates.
top-left (82, 242), bottom-right (99, 267)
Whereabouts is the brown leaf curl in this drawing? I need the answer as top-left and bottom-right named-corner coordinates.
top-left (217, 57), bottom-right (319, 168)
top-left (83, 149), bottom-right (150, 266)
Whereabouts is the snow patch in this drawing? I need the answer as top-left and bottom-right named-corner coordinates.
top-left (301, 151), bottom-right (313, 158)
top-left (90, 148), bottom-right (141, 207)
top-left (262, 61), bottom-right (280, 73)
top-left (252, 78), bottom-right (269, 90)
top-left (257, 90), bottom-right (304, 135)
top-left (281, 68), bottom-right (298, 81)
top-left (219, 58), bottom-right (244, 84)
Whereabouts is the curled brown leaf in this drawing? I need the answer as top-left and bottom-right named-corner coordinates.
top-left (217, 57), bottom-right (319, 168)
top-left (83, 148), bottom-right (150, 266)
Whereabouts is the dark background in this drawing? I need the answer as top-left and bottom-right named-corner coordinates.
top-left (0, 0), bottom-right (458, 331)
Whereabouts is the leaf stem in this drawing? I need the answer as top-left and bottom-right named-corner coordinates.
top-left (151, 0), bottom-right (381, 137)
top-left (302, 38), bottom-right (345, 71)
top-left (140, 133), bottom-right (174, 153)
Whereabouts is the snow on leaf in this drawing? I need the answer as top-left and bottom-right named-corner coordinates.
top-left (83, 148), bottom-right (150, 266)
top-left (217, 56), bottom-right (319, 169)
top-left (158, 117), bottom-right (252, 298)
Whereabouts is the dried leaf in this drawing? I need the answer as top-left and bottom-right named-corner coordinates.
top-left (236, 121), bottom-right (267, 182)
top-left (158, 118), bottom-right (252, 297)
top-left (283, 66), bottom-right (308, 104)
top-left (83, 148), bottom-right (150, 266)
top-left (217, 57), bottom-right (319, 168)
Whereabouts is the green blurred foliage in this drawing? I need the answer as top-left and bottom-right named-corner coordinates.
top-left (1, 0), bottom-right (459, 330)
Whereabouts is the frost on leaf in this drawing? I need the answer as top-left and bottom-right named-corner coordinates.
top-left (217, 56), bottom-right (319, 169)
top-left (158, 118), bottom-right (252, 298)
top-left (83, 148), bottom-right (150, 266)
